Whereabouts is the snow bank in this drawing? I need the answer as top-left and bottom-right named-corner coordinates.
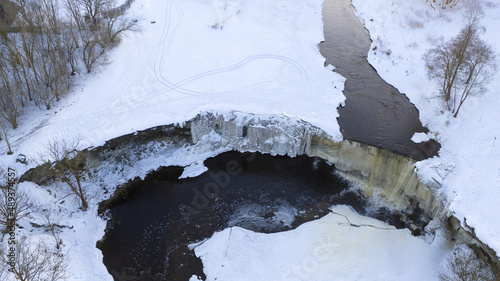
top-left (192, 205), bottom-right (451, 281)
top-left (180, 160), bottom-right (209, 179)
top-left (12, 181), bottom-right (113, 281)
top-left (0, 1), bottom-right (346, 279)
top-left (352, 0), bottom-right (500, 254)
top-left (2, 0), bottom-right (345, 164)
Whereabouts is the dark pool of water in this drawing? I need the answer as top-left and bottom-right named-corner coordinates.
top-left (320, 0), bottom-right (441, 161)
top-left (98, 152), bottom-right (429, 281)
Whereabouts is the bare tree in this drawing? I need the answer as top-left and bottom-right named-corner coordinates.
top-left (41, 209), bottom-right (64, 250)
top-left (61, 22), bottom-right (81, 76)
top-left (0, 0), bottom-right (137, 130)
top-left (0, 188), bottom-right (33, 232)
top-left (0, 119), bottom-right (13, 155)
top-left (46, 139), bottom-right (97, 211)
top-left (425, 10), bottom-right (480, 107)
top-left (0, 171), bottom-right (33, 232)
top-left (65, 0), bottom-right (86, 31)
top-left (1, 239), bottom-right (69, 281)
top-left (440, 249), bottom-right (494, 281)
top-left (80, 32), bottom-right (108, 73)
top-left (0, 51), bottom-right (22, 129)
top-left (78, 0), bottom-right (114, 25)
top-left (39, 0), bottom-right (62, 34)
top-left (453, 37), bottom-right (496, 117)
top-left (424, 5), bottom-right (496, 117)
top-left (23, 0), bottom-right (72, 108)
top-left (1, 0), bottom-right (72, 112)
top-left (32, 36), bottom-right (71, 108)
top-left (0, 33), bottom-right (34, 107)
top-left (0, 247), bottom-right (7, 281)
top-left (100, 8), bottom-right (138, 45)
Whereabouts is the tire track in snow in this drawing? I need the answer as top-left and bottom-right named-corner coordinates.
top-left (152, 0), bottom-right (308, 97)
top-left (9, 0), bottom-right (310, 152)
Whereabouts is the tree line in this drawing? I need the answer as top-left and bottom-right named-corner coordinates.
top-left (0, 0), bottom-right (137, 132)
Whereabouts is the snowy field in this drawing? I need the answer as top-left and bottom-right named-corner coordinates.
top-left (1, 0), bottom-right (346, 279)
top-left (0, 0), bottom-right (498, 280)
top-left (2, 0), bottom-right (345, 167)
top-left (191, 205), bottom-right (451, 281)
top-left (352, 0), bottom-right (500, 256)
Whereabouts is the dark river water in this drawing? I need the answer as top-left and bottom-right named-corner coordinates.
top-left (98, 1), bottom-right (438, 280)
top-left (98, 152), bottom-right (427, 281)
top-left (320, 0), bottom-right (440, 160)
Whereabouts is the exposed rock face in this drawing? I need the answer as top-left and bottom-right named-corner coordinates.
top-left (20, 110), bottom-right (499, 275)
top-left (190, 112), bottom-right (326, 158)
top-left (190, 111), bottom-right (499, 277)
top-left (190, 111), bottom-right (447, 219)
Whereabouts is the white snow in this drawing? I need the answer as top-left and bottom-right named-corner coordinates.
top-left (13, 181), bottom-right (113, 281)
top-left (3, 0), bottom-right (345, 163)
top-left (180, 160), bottom-right (209, 179)
top-left (1, 0), bottom-right (346, 275)
top-left (352, 0), bottom-right (500, 254)
top-left (1, 0), bottom-right (498, 279)
top-left (192, 205), bottom-right (452, 281)
top-left (411, 132), bottom-right (430, 143)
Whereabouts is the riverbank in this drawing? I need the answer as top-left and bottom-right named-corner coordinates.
top-left (352, 0), bottom-right (500, 260)
top-left (20, 112), bottom-right (456, 280)
top-left (320, 0), bottom-right (440, 160)
top-left (1, 0), bottom-right (498, 279)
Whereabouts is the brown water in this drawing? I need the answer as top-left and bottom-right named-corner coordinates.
top-left (320, 0), bottom-right (440, 161)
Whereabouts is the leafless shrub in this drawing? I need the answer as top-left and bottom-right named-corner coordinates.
top-left (77, 0), bottom-right (115, 25)
top-left (407, 19), bottom-right (424, 29)
top-left (0, 188), bottom-right (33, 232)
top-left (45, 139), bottom-right (98, 211)
top-left (427, 0), bottom-right (461, 10)
top-left (67, 0), bottom-right (138, 73)
top-left (1, 239), bottom-right (69, 281)
top-left (100, 10), bottom-right (139, 45)
top-left (0, 246), bottom-right (7, 280)
top-left (439, 248), bottom-right (495, 281)
top-left (40, 209), bottom-right (64, 250)
top-left (0, 168), bottom-right (34, 232)
top-left (0, 119), bottom-right (13, 155)
top-left (80, 31), bottom-right (108, 73)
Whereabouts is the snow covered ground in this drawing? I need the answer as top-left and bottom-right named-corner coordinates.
top-left (1, 0), bottom-right (498, 280)
top-left (1, 0), bottom-right (346, 279)
top-left (7, 135), bottom-right (232, 281)
top-left (191, 205), bottom-right (451, 281)
top-left (2, 0), bottom-right (345, 166)
top-left (352, 0), bottom-right (500, 255)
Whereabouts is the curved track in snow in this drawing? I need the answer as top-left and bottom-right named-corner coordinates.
top-left (9, 0), bottom-right (310, 151)
top-left (152, 0), bottom-right (307, 96)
